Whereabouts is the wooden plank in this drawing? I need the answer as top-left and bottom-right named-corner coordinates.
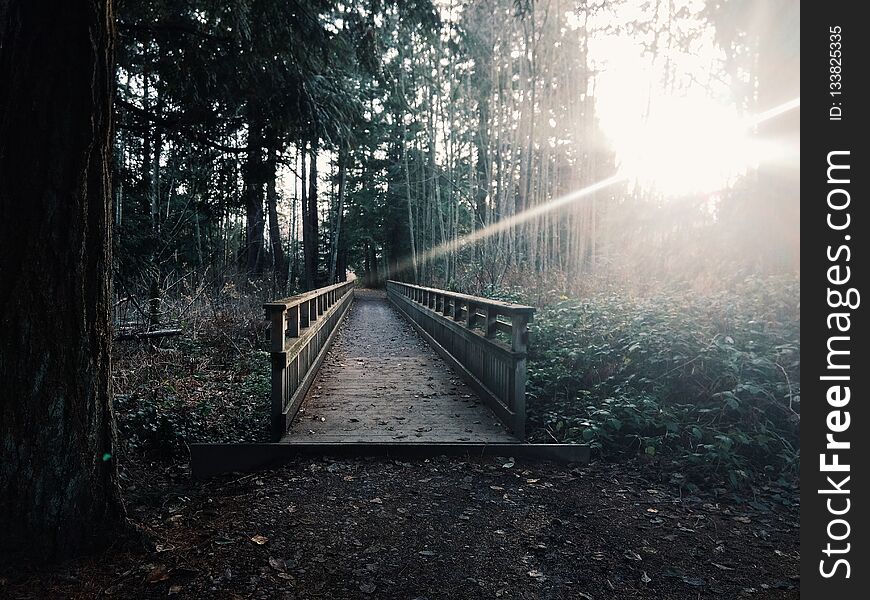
top-left (388, 291), bottom-right (517, 429)
top-left (386, 284), bottom-right (536, 440)
top-left (274, 290), bottom-right (353, 440)
top-left (286, 289), bottom-right (518, 446)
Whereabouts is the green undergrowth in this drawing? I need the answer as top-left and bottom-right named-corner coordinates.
top-left (113, 315), bottom-right (271, 457)
top-left (487, 275), bottom-right (800, 488)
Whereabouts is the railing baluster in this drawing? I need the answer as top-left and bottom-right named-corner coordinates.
top-left (466, 301), bottom-right (477, 329)
top-left (483, 307), bottom-right (497, 338)
top-left (287, 305), bottom-right (299, 338)
top-left (453, 299), bottom-right (464, 322)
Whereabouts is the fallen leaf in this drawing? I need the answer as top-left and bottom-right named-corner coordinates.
top-left (528, 569), bottom-right (546, 579)
top-left (641, 572), bottom-right (652, 584)
top-left (250, 535), bottom-right (269, 545)
top-left (145, 565), bottom-right (170, 584)
top-left (168, 585), bottom-right (183, 595)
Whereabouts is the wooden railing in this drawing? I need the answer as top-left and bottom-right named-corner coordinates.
top-left (386, 280), bottom-right (535, 439)
top-left (264, 281), bottom-right (355, 441)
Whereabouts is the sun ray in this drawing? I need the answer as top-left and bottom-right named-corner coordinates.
top-left (391, 97), bottom-right (801, 276)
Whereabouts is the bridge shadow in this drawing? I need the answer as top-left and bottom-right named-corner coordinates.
top-left (283, 289), bottom-right (516, 444)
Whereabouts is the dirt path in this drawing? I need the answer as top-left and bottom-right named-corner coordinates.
top-left (286, 289), bottom-right (515, 443)
top-left (2, 456), bottom-right (798, 600)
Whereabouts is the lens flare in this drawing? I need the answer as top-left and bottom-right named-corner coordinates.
top-left (389, 97), bottom-right (800, 276)
top-left (610, 97), bottom-right (801, 197)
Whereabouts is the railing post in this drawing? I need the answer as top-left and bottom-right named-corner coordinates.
top-left (268, 305), bottom-right (286, 353)
top-left (510, 313), bottom-right (530, 439)
top-left (267, 304), bottom-right (288, 441)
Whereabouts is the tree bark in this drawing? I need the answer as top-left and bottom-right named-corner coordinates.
top-left (329, 145), bottom-right (348, 284)
top-left (302, 137), bottom-right (319, 290)
top-left (0, 0), bottom-right (124, 561)
top-left (243, 113), bottom-right (265, 276)
top-left (266, 145), bottom-right (286, 291)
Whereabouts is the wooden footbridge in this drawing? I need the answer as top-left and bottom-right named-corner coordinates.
top-left (191, 281), bottom-right (588, 476)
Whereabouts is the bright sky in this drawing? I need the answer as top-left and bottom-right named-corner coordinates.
top-left (579, 1), bottom-right (792, 197)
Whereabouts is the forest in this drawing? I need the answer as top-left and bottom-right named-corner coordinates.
top-left (1, 0), bottom-right (800, 598)
top-left (110, 0), bottom-right (799, 483)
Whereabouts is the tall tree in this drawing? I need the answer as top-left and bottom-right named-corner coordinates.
top-left (266, 141), bottom-right (287, 290)
top-left (243, 108), bottom-right (266, 276)
top-left (303, 136), bottom-right (319, 289)
top-left (0, 0), bottom-right (123, 560)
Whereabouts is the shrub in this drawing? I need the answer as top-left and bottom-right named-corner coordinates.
top-left (522, 275), bottom-right (800, 487)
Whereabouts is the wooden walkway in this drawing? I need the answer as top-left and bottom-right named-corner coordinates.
top-left (284, 290), bottom-right (516, 444)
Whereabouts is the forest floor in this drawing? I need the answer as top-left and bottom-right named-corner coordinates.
top-left (0, 300), bottom-right (800, 600)
top-left (1, 457), bottom-right (799, 600)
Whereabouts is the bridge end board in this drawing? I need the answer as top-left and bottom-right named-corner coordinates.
top-left (190, 442), bottom-right (590, 479)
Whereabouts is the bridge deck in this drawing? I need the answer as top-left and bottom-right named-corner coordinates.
top-left (283, 289), bottom-right (517, 444)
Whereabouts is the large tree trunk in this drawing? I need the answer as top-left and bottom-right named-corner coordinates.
top-left (0, 0), bottom-right (123, 561)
